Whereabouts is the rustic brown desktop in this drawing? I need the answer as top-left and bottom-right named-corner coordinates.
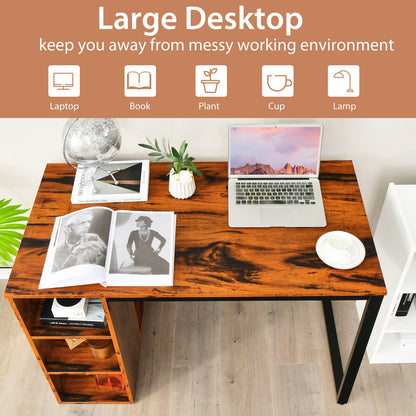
top-left (4, 161), bottom-right (386, 404)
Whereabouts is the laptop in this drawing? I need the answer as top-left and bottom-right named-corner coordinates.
top-left (228, 124), bottom-right (327, 228)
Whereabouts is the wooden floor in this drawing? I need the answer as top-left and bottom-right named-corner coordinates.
top-left (2, 280), bottom-right (416, 416)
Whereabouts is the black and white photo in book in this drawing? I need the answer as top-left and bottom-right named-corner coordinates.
top-left (106, 211), bottom-right (175, 286)
top-left (39, 207), bottom-right (176, 289)
top-left (52, 209), bottom-right (111, 272)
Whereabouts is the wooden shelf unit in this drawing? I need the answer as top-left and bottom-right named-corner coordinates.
top-left (7, 297), bottom-right (143, 404)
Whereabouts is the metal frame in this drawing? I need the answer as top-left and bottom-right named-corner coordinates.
top-left (323, 296), bottom-right (383, 404)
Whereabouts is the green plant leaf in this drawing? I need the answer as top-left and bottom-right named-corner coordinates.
top-left (190, 162), bottom-right (203, 177)
top-left (0, 232), bottom-right (21, 246)
top-left (167, 163), bottom-right (177, 172)
top-left (179, 141), bottom-right (187, 157)
top-left (0, 250), bottom-right (13, 266)
top-left (0, 230), bottom-right (24, 239)
top-left (162, 138), bottom-right (169, 156)
top-left (148, 152), bottom-right (162, 157)
top-left (0, 240), bottom-right (18, 256)
top-left (0, 199), bottom-right (12, 209)
top-left (0, 223), bottom-right (27, 230)
top-left (172, 147), bottom-right (180, 159)
top-left (0, 216), bottom-right (29, 226)
top-left (0, 247), bottom-right (13, 260)
top-left (0, 199), bottom-right (28, 266)
top-left (139, 143), bottom-right (155, 150)
top-left (0, 206), bottom-right (29, 218)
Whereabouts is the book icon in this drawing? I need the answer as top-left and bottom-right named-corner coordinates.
top-left (124, 65), bottom-right (156, 97)
top-left (127, 71), bottom-right (152, 90)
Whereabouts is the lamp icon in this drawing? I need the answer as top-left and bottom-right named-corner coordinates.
top-left (333, 70), bottom-right (354, 93)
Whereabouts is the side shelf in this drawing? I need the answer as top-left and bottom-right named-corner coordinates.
top-left (358, 183), bottom-right (416, 363)
top-left (7, 297), bottom-right (143, 403)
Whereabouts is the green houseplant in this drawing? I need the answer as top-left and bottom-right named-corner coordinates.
top-left (139, 138), bottom-right (202, 199)
top-left (139, 138), bottom-right (202, 177)
top-left (0, 199), bottom-right (29, 266)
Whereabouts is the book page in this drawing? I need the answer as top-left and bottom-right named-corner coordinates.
top-left (127, 71), bottom-right (140, 89)
top-left (39, 207), bottom-right (113, 289)
top-left (138, 71), bottom-right (151, 89)
top-left (105, 210), bottom-right (176, 286)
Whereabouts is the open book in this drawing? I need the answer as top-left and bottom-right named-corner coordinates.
top-left (39, 207), bottom-right (176, 289)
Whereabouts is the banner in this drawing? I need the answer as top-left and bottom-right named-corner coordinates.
top-left (1, 0), bottom-right (413, 117)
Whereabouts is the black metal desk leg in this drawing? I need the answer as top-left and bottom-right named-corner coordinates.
top-left (323, 300), bottom-right (344, 391)
top-left (336, 296), bottom-right (383, 404)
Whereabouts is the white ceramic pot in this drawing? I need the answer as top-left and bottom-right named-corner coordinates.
top-left (169, 169), bottom-right (196, 199)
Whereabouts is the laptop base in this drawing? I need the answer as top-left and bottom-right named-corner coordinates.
top-left (228, 178), bottom-right (327, 228)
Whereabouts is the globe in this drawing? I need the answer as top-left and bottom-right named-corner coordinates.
top-left (63, 118), bottom-right (121, 168)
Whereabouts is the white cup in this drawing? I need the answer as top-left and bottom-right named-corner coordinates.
top-left (325, 232), bottom-right (353, 263)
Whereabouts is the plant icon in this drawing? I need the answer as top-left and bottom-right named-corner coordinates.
top-left (201, 67), bottom-right (220, 93)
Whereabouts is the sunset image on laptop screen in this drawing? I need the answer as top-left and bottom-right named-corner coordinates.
top-left (229, 126), bottom-right (321, 176)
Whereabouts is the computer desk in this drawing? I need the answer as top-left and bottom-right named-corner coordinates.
top-left (5, 161), bottom-right (386, 404)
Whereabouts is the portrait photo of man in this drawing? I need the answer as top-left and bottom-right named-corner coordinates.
top-left (52, 209), bottom-right (110, 272)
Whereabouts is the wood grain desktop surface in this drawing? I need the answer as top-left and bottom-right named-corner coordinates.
top-left (5, 161), bottom-right (386, 300)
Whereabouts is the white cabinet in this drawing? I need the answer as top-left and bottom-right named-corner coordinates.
top-left (358, 183), bottom-right (416, 363)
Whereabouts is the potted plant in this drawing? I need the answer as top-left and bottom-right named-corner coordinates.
top-left (201, 68), bottom-right (220, 93)
top-left (0, 198), bottom-right (29, 268)
top-left (139, 138), bottom-right (202, 199)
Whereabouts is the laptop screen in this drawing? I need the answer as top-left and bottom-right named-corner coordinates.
top-left (229, 124), bottom-right (323, 179)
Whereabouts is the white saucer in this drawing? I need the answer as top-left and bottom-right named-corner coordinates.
top-left (316, 231), bottom-right (366, 270)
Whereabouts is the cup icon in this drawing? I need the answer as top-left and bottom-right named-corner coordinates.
top-left (267, 75), bottom-right (293, 92)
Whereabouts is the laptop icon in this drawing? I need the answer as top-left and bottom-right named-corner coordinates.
top-left (228, 124), bottom-right (327, 228)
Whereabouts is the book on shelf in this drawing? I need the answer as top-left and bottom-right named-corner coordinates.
top-left (65, 338), bottom-right (87, 349)
top-left (40, 298), bottom-right (107, 328)
top-left (395, 293), bottom-right (414, 316)
top-left (71, 160), bottom-right (149, 204)
top-left (39, 207), bottom-right (176, 289)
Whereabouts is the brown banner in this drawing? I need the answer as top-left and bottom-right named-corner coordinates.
top-left (0, 0), bottom-right (413, 117)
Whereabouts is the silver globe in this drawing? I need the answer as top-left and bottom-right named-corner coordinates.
top-left (63, 118), bottom-right (121, 168)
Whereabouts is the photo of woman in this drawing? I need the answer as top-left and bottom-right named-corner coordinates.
top-left (108, 211), bottom-right (173, 277)
top-left (126, 215), bottom-right (170, 274)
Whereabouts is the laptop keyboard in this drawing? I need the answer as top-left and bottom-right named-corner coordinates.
top-left (235, 181), bottom-right (316, 205)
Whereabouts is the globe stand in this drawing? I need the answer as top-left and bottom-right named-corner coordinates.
top-left (63, 151), bottom-right (121, 186)
top-left (62, 118), bottom-right (122, 187)
top-left (96, 166), bottom-right (120, 186)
